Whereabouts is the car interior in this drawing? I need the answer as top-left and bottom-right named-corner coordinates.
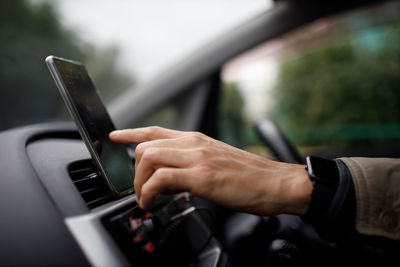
top-left (1, 0), bottom-right (399, 266)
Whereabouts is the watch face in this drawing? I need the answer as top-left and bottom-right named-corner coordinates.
top-left (307, 156), bottom-right (339, 179)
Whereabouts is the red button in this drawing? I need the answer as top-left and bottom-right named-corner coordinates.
top-left (143, 241), bottom-right (156, 253)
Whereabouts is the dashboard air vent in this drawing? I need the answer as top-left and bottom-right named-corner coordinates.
top-left (68, 160), bottom-right (113, 209)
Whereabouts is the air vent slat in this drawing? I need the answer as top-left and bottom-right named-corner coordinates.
top-left (68, 160), bottom-right (113, 209)
top-left (69, 166), bottom-right (95, 175)
top-left (73, 177), bottom-right (92, 184)
top-left (80, 186), bottom-right (103, 195)
top-left (86, 195), bottom-right (112, 207)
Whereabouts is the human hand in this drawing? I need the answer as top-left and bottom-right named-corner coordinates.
top-left (109, 126), bottom-right (312, 216)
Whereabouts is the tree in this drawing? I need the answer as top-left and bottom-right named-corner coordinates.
top-left (270, 24), bottom-right (400, 148)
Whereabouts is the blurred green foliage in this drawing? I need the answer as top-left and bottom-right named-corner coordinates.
top-left (218, 82), bottom-right (275, 159)
top-left (270, 24), bottom-right (400, 148)
top-left (218, 82), bottom-right (246, 148)
top-left (0, 0), bottom-right (134, 131)
top-left (218, 3), bottom-right (400, 158)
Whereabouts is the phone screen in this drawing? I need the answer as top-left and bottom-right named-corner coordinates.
top-left (46, 56), bottom-right (134, 196)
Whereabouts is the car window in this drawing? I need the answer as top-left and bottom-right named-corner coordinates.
top-left (134, 104), bottom-right (180, 130)
top-left (1, 0), bottom-right (270, 132)
top-left (220, 1), bottom-right (400, 159)
top-left (0, 0), bottom-right (134, 131)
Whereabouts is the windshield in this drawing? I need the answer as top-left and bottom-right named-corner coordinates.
top-left (1, 0), bottom-right (270, 131)
top-left (220, 1), bottom-right (400, 158)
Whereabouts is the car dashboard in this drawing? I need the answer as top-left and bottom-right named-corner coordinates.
top-left (0, 122), bottom-right (225, 267)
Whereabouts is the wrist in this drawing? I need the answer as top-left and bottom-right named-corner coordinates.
top-left (280, 163), bottom-right (313, 216)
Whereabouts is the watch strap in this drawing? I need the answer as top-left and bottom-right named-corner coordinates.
top-left (302, 156), bottom-right (340, 224)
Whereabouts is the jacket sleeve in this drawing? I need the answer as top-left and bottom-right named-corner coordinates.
top-left (339, 157), bottom-right (400, 241)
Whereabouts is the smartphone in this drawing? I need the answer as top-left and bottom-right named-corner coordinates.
top-left (46, 55), bottom-right (134, 197)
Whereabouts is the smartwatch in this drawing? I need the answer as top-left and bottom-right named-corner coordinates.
top-left (302, 156), bottom-right (340, 223)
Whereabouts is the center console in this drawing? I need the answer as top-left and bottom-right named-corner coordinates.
top-left (21, 124), bottom-right (229, 267)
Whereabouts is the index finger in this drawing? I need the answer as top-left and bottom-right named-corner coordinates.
top-left (109, 126), bottom-right (187, 144)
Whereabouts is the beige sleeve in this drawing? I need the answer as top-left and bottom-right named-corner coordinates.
top-left (339, 157), bottom-right (400, 240)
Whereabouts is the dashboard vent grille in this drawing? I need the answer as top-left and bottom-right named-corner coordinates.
top-left (68, 160), bottom-right (113, 209)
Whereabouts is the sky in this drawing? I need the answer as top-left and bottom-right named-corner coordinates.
top-left (33, 0), bottom-right (272, 83)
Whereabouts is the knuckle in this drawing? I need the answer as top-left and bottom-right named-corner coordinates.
top-left (190, 131), bottom-right (205, 140)
top-left (148, 126), bottom-right (162, 131)
top-left (141, 147), bottom-right (158, 161)
top-left (194, 147), bottom-right (209, 159)
top-left (153, 168), bottom-right (171, 184)
top-left (181, 132), bottom-right (206, 144)
top-left (147, 126), bottom-right (162, 136)
top-left (140, 182), bottom-right (151, 195)
top-left (135, 143), bottom-right (145, 156)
